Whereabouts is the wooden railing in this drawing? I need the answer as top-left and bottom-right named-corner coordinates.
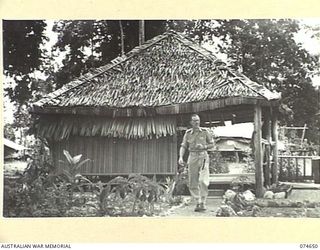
top-left (278, 155), bottom-right (314, 182)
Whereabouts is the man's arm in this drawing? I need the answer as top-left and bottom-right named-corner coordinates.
top-left (205, 130), bottom-right (215, 150)
top-left (178, 146), bottom-right (186, 165)
top-left (179, 132), bottom-right (188, 165)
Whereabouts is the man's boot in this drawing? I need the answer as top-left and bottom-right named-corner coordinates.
top-left (194, 202), bottom-right (206, 212)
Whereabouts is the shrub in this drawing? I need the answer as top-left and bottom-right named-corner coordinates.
top-left (4, 145), bottom-right (178, 217)
top-left (231, 175), bottom-right (255, 193)
top-left (209, 151), bottom-right (229, 174)
top-left (97, 174), bottom-right (166, 216)
top-left (3, 147), bottom-right (95, 217)
top-left (279, 158), bottom-right (302, 181)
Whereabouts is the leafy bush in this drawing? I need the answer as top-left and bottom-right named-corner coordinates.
top-left (3, 147), bottom-right (96, 217)
top-left (279, 158), bottom-right (302, 181)
top-left (97, 174), bottom-right (167, 216)
top-left (4, 139), bottom-right (54, 217)
top-left (209, 151), bottom-right (229, 174)
top-left (162, 173), bottom-right (188, 205)
top-left (4, 145), bottom-right (180, 217)
top-left (231, 175), bottom-right (255, 193)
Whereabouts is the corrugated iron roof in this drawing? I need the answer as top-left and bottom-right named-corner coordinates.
top-left (3, 138), bottom-right (27, 151)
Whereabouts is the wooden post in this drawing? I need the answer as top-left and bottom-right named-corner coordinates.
top-left (235, 151), bottom-right (239, 163)
top-left (295, 157), bottom-right (299, 182)
top-left (279, 157), bottom-right (283, 181)
top-left (303, 157), bottom-right (306, 177)
top-left (254, 105), bottom-right (264, 198)
top-left (272, 115), bottom-right (279, 184)
top-left (264, 108), bottom-right (272, 187)
top-left (300, 123), bottom-right (307, 146)
top-left (139, 20), bottom-right (145, 45)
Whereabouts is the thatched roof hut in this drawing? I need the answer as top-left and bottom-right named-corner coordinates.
top-left (3, 138), bottom-right (27, 159)
top-left (31, 30), bottom-right (281, 195)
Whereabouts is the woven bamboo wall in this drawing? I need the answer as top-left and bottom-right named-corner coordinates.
top-left (50, 135), bottom-right (177, 175)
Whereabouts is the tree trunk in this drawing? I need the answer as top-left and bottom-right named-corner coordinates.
top-left (119, 20), bottom-right (125, 56)
top-left (139, 20), bottom-right (145, 45)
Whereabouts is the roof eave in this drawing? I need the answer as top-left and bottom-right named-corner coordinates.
top-left (30, 96), bottom-right (281, 117)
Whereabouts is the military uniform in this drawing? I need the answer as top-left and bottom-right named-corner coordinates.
top-left (181, 127), bottom-right (214, 205)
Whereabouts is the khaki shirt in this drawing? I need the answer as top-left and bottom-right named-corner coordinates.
top-left (181, 127), bottom-right (214, 152)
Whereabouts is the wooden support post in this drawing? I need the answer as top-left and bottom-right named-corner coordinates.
top-left (254, 105), bottom-right (264, 198)
top-left (272, 115), bottom-right (279, 184)
top-left (295, 157), bottom-right (299, 182)
top-left (264, 108), bottom-right (272, 187)
top-left (303, 157), bottom-right (306, 177)
top-left (235, 151), bottom-right (239, 163)
top-left (279, 157), bottom-right (283, 181)
top-left (300, 123), bottom-right (307, 146)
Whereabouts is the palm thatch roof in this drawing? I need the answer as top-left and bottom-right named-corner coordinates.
top-left (31, 30), bottom-right (280, 117)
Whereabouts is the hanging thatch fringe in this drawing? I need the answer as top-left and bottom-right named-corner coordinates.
top-left (35, 115), bottom-right (177, 141)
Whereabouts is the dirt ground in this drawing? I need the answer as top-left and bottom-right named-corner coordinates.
top-left (164, 189), bottom-right (320, 218)
top-left (289, 189), bottom-right (320, 201)
top-left (4, 160), bottom-right (28, 176)
top-left (162, 197), bottom-right (223, 217)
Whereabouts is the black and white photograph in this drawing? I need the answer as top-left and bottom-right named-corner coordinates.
top-left (3, 19), bottom-right (320, 219)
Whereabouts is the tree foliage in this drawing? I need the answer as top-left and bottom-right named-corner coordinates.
top-left (4, 123), bottom-right (16, 141)
top-left (209, 20), bottom-right (319, 124)
top-left (3, 20), bottom-right (47, 106)
top-left (185, 19), bottom-right (319, 142)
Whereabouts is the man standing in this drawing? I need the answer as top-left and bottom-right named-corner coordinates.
top-left (178, 114), bottom-right (215, 212)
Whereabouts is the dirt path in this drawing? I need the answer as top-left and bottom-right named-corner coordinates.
top-left (164, 197), bottom-right (223, 217)
top-left (163, 189), bottom-right (320, 217)
top-left (289, 189), bottom-right (320, 201)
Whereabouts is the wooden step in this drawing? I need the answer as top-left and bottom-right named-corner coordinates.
top-left (209, 173), bottom-right (255, 185)
top-left (208, 189), bottom-right (225, 197)
top-left (280, 181), bottom-right (320, 190)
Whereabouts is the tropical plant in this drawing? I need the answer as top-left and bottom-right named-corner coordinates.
top-left (162, 174), bottom-right (187, 206)
top-left (3, 140), bottom-right (54, 217)
top-left (98, 174), bottom-right (166, 216)
top-left (3, 147), bottom-right (97, 217)
top-left (58, 150), bottom-right (92, 187)
top-left (209, 151), bottom-right (229, 174)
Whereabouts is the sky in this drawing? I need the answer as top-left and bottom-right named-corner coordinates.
top-left (295, 18), bottom-right (320, 87)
